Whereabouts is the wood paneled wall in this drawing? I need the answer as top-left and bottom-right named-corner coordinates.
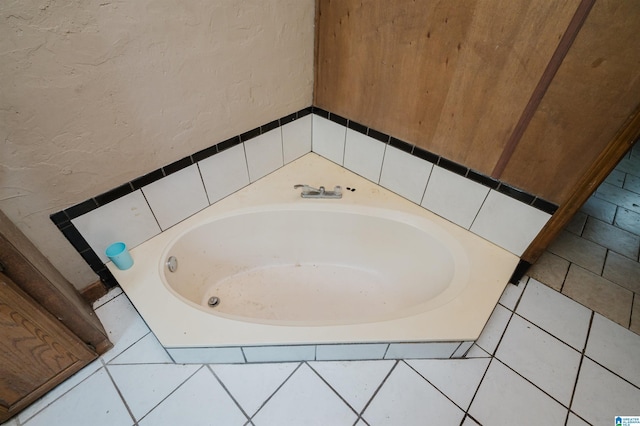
top-left (315, 0), bottom-right (640, 205)
top-left (502, 0), bottom-right (640, 203)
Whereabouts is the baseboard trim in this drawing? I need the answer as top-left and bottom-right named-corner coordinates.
top-left (80, 280), bottom-right (108, 305)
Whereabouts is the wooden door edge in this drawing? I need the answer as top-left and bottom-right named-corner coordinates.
top-left (521, 104), bottom-right (640, 266)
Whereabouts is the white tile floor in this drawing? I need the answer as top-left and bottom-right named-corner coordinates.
top-left (5, 277), bottom-right (640, 426)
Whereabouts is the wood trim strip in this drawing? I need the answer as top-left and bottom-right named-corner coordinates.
top-left (491, 0), bottom-right (596, 179)
top-left (80, 280), bottom-right (108, 305)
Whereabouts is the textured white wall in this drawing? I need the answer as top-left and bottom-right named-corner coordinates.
top-left (0, 0), bottom-right (315, 289)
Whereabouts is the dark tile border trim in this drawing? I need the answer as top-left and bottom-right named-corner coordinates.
top-left (51, 107), bottom-right (315, 287)
top-left (311, 107), bottom-right (558, 215)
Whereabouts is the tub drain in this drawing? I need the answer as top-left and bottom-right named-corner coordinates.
top-left (208, 296), bottom-right (220, 307)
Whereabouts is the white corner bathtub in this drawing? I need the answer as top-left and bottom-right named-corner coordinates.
top-left (109, 153), bottom-right (519, 362)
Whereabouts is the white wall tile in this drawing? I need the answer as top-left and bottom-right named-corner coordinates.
top-left (282, 115), bottom-right (312, 164)
top-left (343, 129), bottom-right (386, 183)
top-left (72, 191), bottom-right (160, 263)
top-left (198, 144), bottom-right (250, 204)
top-left (379, 146), bottom-right (433, 204)
top-left (421, 167), bottom-right (489, 229)
top-left (312, 115), bottom-right (346, 165)
top-left (471, 190), bottom-right (551, 255)
top-left (315, 344), bottom-right (387, 361)
top-left (167, 347), bottom-right (245, 364)
top-left (244, 128), bottom-right (284, 182)
top-left (243, 345), bottom-right (315, 363)
top-left (141, 165), bottom-right (209, 230)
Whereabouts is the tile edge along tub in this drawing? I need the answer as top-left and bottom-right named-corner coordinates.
top-left (108, 154), bottom-right (518, 363)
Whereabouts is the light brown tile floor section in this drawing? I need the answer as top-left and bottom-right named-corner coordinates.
top-left (529, 143), bottom-right (640, 334)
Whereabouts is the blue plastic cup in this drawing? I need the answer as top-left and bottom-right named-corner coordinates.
top-left (105, 242), bottom-right (134, 270)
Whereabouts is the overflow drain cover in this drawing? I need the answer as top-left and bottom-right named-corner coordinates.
top-left (208, 296), bottom-right (220, 307)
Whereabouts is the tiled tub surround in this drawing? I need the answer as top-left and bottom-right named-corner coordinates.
top-left (106, 153), bottom-right (518, 360)
top-left (51, 107), bottom-right (555, 290)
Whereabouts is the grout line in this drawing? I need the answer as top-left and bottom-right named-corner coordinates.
top-left (566, 311), bottom-right (594, 415)
top-left (247, 362), bottom-right (303, 421)
top-left (558, 259), bottom-right (571, 294)
top-left (403, 358), bottom-right (483, 415)
top-left (464, 356), bottom-right (495, 418)
top-left (134, 365), bottom-right (204, 424)
top-left (630, 292), bottom-right (636, 329)
top-left (477, 305), bottom-right (514, 357)
top-left (418, 163), bottom-right (435, 206)
top-left (139, 189), bottom-right (163, 232)
top-left (195, 163), bottom-right (212, 206)
top-left (15, 361), bottom-right (106, 425)
top-left (102, 359), bottom-right (138, 425)
top-left (376, 142), bottom-right (388, 185)
top-left (468, 187), bottom-right (491, 231)
top-left (357, 360), bottom-right (399, 418)
top-left (305, 362), bottom-right (360, 417)
top-left (493, 357), bottom-right (573, 411)
top-left (207, 365), bottom-right (251, 421)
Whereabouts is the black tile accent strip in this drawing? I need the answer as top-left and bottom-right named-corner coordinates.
top-left (509, 260), bottom-right (531, 284)
top-left (64, 198), bottom-right (99, 220)
top-left (49, 211), bottom-right (70, 228)
top-left (467, 170), bottom-right (500, 190)
top-left (79, 248), bottom-right (105, 271)
top-left (412, 146), bottom-right (439, 164)
top-left (163, 156), bottom-right (193, 176)
top-left (96, 267), bottom-right (118, 288)
top-left (261, 119), bottom-right (280, 133)
top-left (95, 183), bottom-right (134, 206)
top-left (532, 197), bottom-right (559, 215)
top-left (216, 135), bottom-right (242, 153)
top-left (192, 145), bottom-right (219, 163)
top-left (280, 112), bottom-right (298, 126)
top-left (131, 169), bottom-right (165, 190)
top-left (389, 137), bottom-right (413, 154)
top-left (347, 120), bottom-right (368, 135)
top-left (240, 127), bottom-right (261, 142)
top-left (59, 223), bottom-right (91, 252)
top-left (329, 113), bottom-right (348, 127)
top-left (298, 107), bottom-right (312, 117)
top-left (368, 128), bottom-right (390, 144)
top-left (497, 183), bottom-right (536, 205)
top-left (311, 109), bottom-right (558, 214)
top-left (312, 107), bottom-right (329, 119)
top-left (437, 158), bottom-right (468, 177)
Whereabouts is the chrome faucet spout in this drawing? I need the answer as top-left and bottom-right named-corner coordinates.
top-left (294, 184), bottom-right (342, 199)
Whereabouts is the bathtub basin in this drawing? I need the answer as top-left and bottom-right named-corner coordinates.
top-left (109, 153), bottom-right (518, 360)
